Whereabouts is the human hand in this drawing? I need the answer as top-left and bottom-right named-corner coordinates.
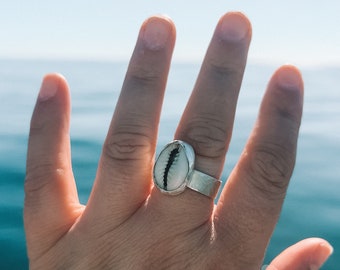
top-left (24, 12), bottom-right (333, 269)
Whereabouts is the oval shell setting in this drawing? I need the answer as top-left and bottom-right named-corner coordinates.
top-left (153, 140), bottom-right (194, 195)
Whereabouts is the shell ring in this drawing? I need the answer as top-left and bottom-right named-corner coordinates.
top-left (153, 140), bottom-right (222, 199)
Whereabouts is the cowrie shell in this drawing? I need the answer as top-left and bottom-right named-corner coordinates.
top-left (153, 140), bottom-right (195, 195)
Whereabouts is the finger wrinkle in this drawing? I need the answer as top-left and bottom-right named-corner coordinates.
top-left (241, 143), bottom-right (294, 202)
top-left (261, 89), bottom-right (303, 131)
top-left (126, 65), bottom-right (163, 87)
top-left (204, 60), bottom-right (243, 85)
top-left (177, 120), bottom-right (228, 160)
top-left (103, 129), bottom-right (154, 164)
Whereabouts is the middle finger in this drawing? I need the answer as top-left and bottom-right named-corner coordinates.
top-left (150, 12), bottom-right (252, 226)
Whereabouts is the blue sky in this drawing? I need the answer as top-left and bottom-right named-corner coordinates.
top-left (1, 0), bottom-right (340, 66)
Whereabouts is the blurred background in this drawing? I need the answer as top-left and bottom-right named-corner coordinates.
top-left (1, 1), bottom-right (340, 65)
top-left (0, 1), bottom-right (339, 269)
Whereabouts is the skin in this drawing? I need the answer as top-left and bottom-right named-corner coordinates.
top-left (24, 12), bottom-right (333, 270)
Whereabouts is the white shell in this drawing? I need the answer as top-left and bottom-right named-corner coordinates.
top-left (153, 140), bottom-right (194, 194)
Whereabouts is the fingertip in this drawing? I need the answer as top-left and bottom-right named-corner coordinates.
top-left (38, 73), bottom-right (68, 102)
top-left (320, 239), bottom-right (334, 256)
top-left (275, 65), bottom-right (304, 92)
top-left (265, 65), bottom-right (304, 119)
top-left (217, 11), bottom-right (252, 42)
top-left (310, 238), bottom-right (334, 268)
top-left (269, 237), bottom-right (333, 270)
top-left (141, 15), bottom-right (176, 50)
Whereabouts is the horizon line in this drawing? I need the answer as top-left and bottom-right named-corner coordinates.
top-left (1, 55), bottom-right (339, 69)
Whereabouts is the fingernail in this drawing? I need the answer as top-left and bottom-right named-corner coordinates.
top-left (142, 16), bottom-right (172, 50)
top-left (277, 65), bottom-right (303, 90)
top-left (310, 241), bottom-right (334, 269)
top-left (38, 75), bottom-right (58, 101)
top-left (219, 12), bottom-right (249, 41)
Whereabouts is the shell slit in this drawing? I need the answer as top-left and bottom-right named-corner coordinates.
top-left (163, 147), bottom-right (179, 190)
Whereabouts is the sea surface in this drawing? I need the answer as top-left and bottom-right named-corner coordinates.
top-left (0, 59), bottom-right (339, 269)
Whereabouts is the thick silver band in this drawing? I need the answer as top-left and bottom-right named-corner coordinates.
top-left (153, 140), bottom-right (221, 199)
top-left (187, 170), bottom-right (221, 198)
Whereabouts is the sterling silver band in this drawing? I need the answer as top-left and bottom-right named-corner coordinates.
top-left (153, 140), bottom-right (221, 199)
top-left (187, 170), bottom-right (221, 198)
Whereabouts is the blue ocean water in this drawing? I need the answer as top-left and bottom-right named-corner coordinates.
top-left (0, 59), bottom-right (339, 269)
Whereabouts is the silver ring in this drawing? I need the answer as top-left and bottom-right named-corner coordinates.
top-left (153, 140), bottom-right (221, 199)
